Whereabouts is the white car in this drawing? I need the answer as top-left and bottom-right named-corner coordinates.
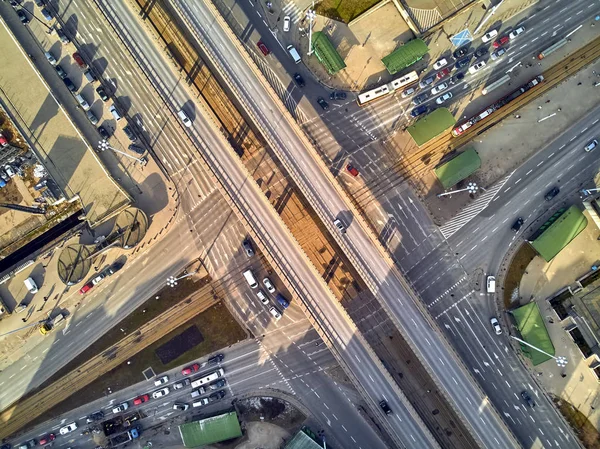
top-left (481, 29), bottom-right (498, 43)
top-left (112, 402), bottom-right (129, 414)
top-left (432, 58), bottom-right (447, 70)
top-left (487, 275), bottom-right (496, 293)
top-left (509, 26), bottom-right (525, 40)
top-left (401, 86), bottom-right (416, 98)
top-left (257, 289), bottom-right (269, 305)
top-left (468, 61), bottom-right (486, 74)
top-left (435, 92), bottom-right (453, 104)
top-left (269, 306), bottom-right (281, 320)
top-left (283, 15), bottom-right (290, 32)
top-left (333, 218), bottom-right (346, 233)
top-left (584, 139), bottom-right (598, 152)
top-left (154, 375), bottom-right (169, 386)
top-left (44, 51), bottom-right (57, 65)
top-left (490, 317), bottom-right (502, 335)
top-left (173, 402), bottom-right (189, 411)
top-left (263, 277), bottom-right (275, 293)
top-left (4, 165), bottom-right (16, 178)
top-left (152, 387), bottom-right (170, 399)
top-left (430, 82), bottom-right (448, 95)
top-left (59, 423), bottom-right (77, 435)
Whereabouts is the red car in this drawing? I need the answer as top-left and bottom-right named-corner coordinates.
top-left (257, 41), bottom-right (270, 56)
top-left (79, 282), bottom-right (93, 294)
top-left (0, 132), bottom-right (8, 147)
top-left (181, 363), bottom-right (200, 376)
top-left (39, 435), bottom-right (55, 445)
top-left (436, 68), bottom-right (451, 79)
top-left (346, 164), bottom-right (359, 177)
top-left (493, 36), bottom-right (509, 49)
top-left (133, 394), bottom-right (149, 405)
top-left (72, 52), bottom-right (87, 68)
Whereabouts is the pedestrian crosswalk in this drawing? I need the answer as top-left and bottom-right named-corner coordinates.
top-left (282, 1), bottom-right (303, 23)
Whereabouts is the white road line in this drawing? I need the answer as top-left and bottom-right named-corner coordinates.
top-left (526, 170), bottom-right (533, 175)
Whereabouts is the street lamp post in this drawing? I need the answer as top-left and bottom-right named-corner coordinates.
top-left (437, 182), bottom-right (478, 198)
top-left (510, 335), bottom-right (568, 368)
top-left (166, 270), bottom-right (198, 287)
top-left (581, 187), bottom-right (600, 196)
top-left (306, 5), bottom-right (316, 56)
top-left (98, 140), bottom-right (147, 166)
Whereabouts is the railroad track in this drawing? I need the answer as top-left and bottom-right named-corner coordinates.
top-left (351, 35), bottom-right (600, 208)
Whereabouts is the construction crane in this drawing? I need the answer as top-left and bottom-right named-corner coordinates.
top-left (0, 319), bottom-right (47, 338)
top-left (0, 203), bottom-right (45, 214)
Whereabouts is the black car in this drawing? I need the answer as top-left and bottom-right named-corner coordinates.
top-left (97, 125), bottom-right (110, 140)
top-left (418, 75), bottom-right (435, 89)
top-left (128, 144), bottom-right (145, 155)
top-left (544, 186), bottom-right (560, 201)
top-left (96, 86), bottom-right (109, 102)
top-left (449, 72), bottom-right (465, 84)
top-left (63, 77), bottom-right (77, 92)
top-left (17, 9), bottom-right (29, 24)
top-left (123, 125), bottom-right (137, 142)
top-left (474, 47), bottom-right (489, 58)
top-left (243, 239), bottom-right (254, 257)
top-left (293, 73), bottom-right (305, 88)
top-left (329, 91), bottom-right (347, 100)
top-left (521, 390), bottom-right (535, 408)
top-left (107, 261), bottom-right (123, 275)
top-left (208, 353), bottom-right (224, 365)
top-left (1, 444), bottom-right (12, 449)
top-left (86, 410), bottom-right (104, 423)
top-left (55, 65), bottom-right (67, 79)
top-left (412, 93), bottom-right (428, 105)
top-left (411, 105), bottom-right (428, 118)
top-left (209, 378), bottom-right (227, 390)
top-left (453, 46), bottom-right (469, 59)
top-left (455, 57), bottom-right (471, 69)
top-left (511, 217), bottom-right (524, 232)
top-left (209, 390), bottom-right (226, 402)
top-left (316, 97), bottom-right (329, 110)
top-left (379, 400), bottom-right (392, 415)
top-left (56, 29), bottom-right (70, 44)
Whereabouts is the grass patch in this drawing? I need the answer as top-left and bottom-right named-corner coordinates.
top-left (315, 0), bottom-right (381, 23)
top-left (503, 243), bottom-right (537, 309)
top-left (35, 301), bottom-right (246, 422)
top-left (554, 397), bottom-right (600, 449)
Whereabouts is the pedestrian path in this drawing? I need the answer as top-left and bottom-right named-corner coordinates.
top-left (282, 1), bottom-right (303, 23)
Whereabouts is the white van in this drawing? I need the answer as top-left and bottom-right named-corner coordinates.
top-left (243, 269), bottom-right (258, 289)
top-left (486, 276), bottom-right (496, 293)
top-left (178, 109), bottom-right (192, 128)
top-left (24, 277), bottom-right (38, 294)
top-left (109, 105), bottom-right (122, 121)
top-left (287, 45), bottom-right (301, 64)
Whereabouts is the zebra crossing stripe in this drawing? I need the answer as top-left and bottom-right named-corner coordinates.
top-left (439, 172), bottom-right (514, 239)
top-left (282, 2), bottom-right (302, 22)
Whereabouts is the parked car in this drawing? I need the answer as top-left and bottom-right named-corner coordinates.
top-left (86, 110), bottom-right (98, 125)
top-left (107, 261), bottom-right (124, 275)
top-left (453, 46), bottom-right (469, 58)
top-left (509, 26), bottom-right (525, 39)
top-left (243, 239), bottom-right (254, 257)
top-left (123, 125), bottom-right (137, 142)
top-left (436, 68), bottom-right (451, 79)
top-left (430, 82), bottom-right (448, 95)
top-left (379, 400), bottom-right (392, 414)
top-left (17, 9), bottom-right (29, 24)
top-left (481, 29), bottom-right (498, 43)
top-left (474, 47), bottom-right (488, 58)
top-left (410, 105), bottom-right (428, 118)
top-left (112, 402), bottom-right (129, 414)
top-left (454, 57), bottom-right (470, 69)
top-left (72, 52), bottom-right (87, 69)
top-left (521, 390), bottom-right (536, 407)
top-left (511, 217), bottom-right (524, 232)
top-left (263, 277), bottom-right (275, 292)
top-left (490, 317), bottom-right (502, 335)
top-left (412, 93), bottom-right (428, 105)
top-left (490, 48), bottom-right (506, 60)
top-left (432, 58), bottom-right (447, 70)
top-left (293, 73), bottom-right (305, 87)
top-left (56, 28), bottom-right (70, 44)
top-left (44, 51), bottom-right (57, 65)
top-left (38, 435), bottom-right (55, 445)
top-left (208, 353), bottom-right (224, 364)
top-left (584, 139), bottom-right (598, 152)
top-left (128, 144), bottom-right (145, 155)
top-left (0, 133), bottom-right (7, 148)
top-left (329, 91), bottom-right (347, 100)
top-left (63, 77), bottom-right (77, 92)
top-left (346, 164), bottom-right (359, 177)
top-left (418, 75), bottom-right (435, 89)
top-left (79, 281), bottom-right (94, 294)
top-left (468, 61), bottom-right (486, 74)
top-left (96, 86), bottom-right (109, 101)
top-left (316, 97), bottom-right (329, 110)
top-left (486, 275), bottom-right (496, 293)
top-left (98, 126), bottom-right (111, 140)
top-left (154, 375), bottom-right (169, 386)
top-left (544, 186), bottom-right (560, 201)
top-left (435, 92), bottom-right (453, 104)
top-left (283, 15), bottom-right (291, 32)
top-left (449, 72), bottom-right (465, 84)
top-left (269, 306), bottom-right (281, 320)
top-left (257, 40), bottom-right (270, 56)
top-left (257, 289), bottom-right (268, 305)
top-left (40, 7), bottom-right (52, 20)
top-left (86, 411), bottom-right (104, 423)
top-left (152, 387), bottom-right (170, 399)
top-left (4, 165), bottom-right (16, 178)
top-left (182, 364), bottom-right (201, 375)
top-left (55, 65), bottom-right (67, 79)
top-left (133, 394), bottom-right (149, 405)
top-left (493, 35), bottom-right (510, 49)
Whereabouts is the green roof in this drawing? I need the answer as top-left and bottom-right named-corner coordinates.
top-left (284, 431), bottom-right (323, 449)
top-left (407, 108), bottom-right (456, 146)
top-left (312, 32), bottom-right (346, 74)
top-left (381, 39), bottom-right (429, 74)
top-left (434, 148), bottom-right (481, 189)
top-left (512, 302), bottom-right (554, 365)
top-left (179, 412), bottom-right (242, 447)
top-left (530, 205), bottom-right (587, 261)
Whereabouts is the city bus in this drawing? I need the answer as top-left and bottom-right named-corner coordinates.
top-left (357, 71), bottom-right (419, 106)
top-left (190, 368), bottom-right (224, 389)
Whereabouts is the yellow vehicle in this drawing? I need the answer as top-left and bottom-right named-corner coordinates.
top-left (39, 313), bottom-right (66, 335)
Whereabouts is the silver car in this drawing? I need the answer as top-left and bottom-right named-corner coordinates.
top-left (430, 82), bottom-right (448, 95)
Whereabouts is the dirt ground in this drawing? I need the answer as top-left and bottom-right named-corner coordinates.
top-left (232, 422), bottom-right (290, 449)
top-left (236, 397), bottom-right (306, 429)
top-left (554, 397), bottom-right (600, 449)
top-left (502, 243), bottom-right (536, 308)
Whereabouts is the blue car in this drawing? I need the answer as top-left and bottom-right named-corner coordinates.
top-left (411, 105), bottom-right (428, 118)
top-left (455, 57), bottom-right (471, 69)
top-left (276, 294), bottom-right (289, 309)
